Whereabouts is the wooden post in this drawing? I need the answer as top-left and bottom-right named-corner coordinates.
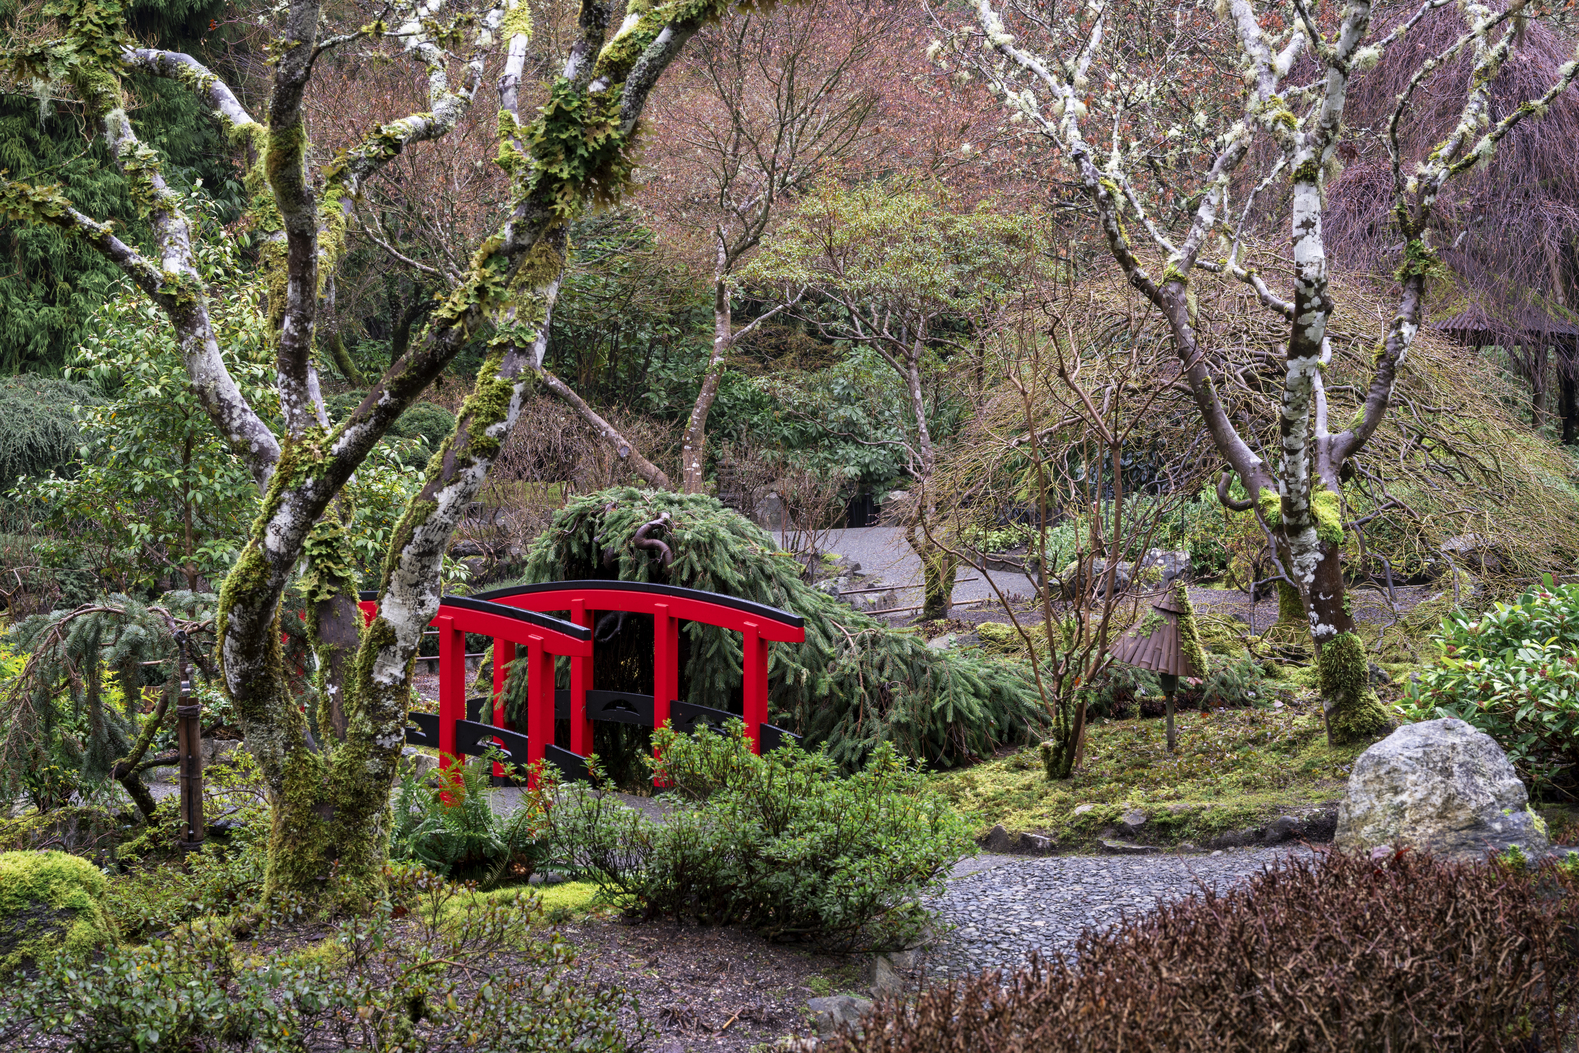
top-left (742, 621), bottom-right (767, 754)
top-left (1161, 672), bottom-right (1179, 754)
top-left (492, 638), bottom-right (515, 780)
top-left (526, 635), bottom-right (554, 788)
top-left (176, 690), bottom-right (204, 846)
top-left (652, 603), bottom-right (678, 785)
top-left (569, 598), bottom-right (594, 757)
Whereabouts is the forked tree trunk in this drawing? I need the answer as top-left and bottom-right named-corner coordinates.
top-left (681, 275), bottom-right (732, 492)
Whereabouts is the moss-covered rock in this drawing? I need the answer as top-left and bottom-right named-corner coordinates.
top-left (0, 849), bottom-right (116, 976)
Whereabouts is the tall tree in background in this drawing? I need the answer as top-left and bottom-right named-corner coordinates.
top-left (2, 0), bottom-right (758, 906)
top-left (644, 0), bottom-right (886, 492)
top-left (748, 183), bottom-right (1043, 618)
top-left (0, 0), bottom-right (238, 373)
top-left (949, 0), bottom-right (1579, 742)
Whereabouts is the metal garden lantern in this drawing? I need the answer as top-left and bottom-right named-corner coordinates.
top-left (1109, 583), bottom-right (1205, 753)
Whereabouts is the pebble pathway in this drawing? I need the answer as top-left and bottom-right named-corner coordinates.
top-left (919, 845), bottom-right (1318, 978)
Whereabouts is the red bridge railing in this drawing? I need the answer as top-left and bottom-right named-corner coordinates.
top-left (358, 581), bottom-right (805, 786)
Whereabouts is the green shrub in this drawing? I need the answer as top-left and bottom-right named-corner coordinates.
top-left (0, 849), bottom-right (116, 976)
top-left (388, 750), bottom-right (545, 886)
top-left (11, 868), bottom-right (637, 1052)
top-left (1180, 655), bottom-right (1277, 710)
top-left (827, 850), bottom-right (1579, 1053)
top-left (1401, 582), bottom-right (1579, 789)
top-left (542, 723), bottom-right (971, 950)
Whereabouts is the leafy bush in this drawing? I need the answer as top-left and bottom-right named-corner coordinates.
top-left (827, 850), bottom-right (1579, 1053)
top-left (1401, 582), bottom-right (1579, 789)
top-left (541, 723), bottom-right (971, 950)
top-left (1179, 655), bottom-right (1277, 711)
top-left (388, 750), bottom-right (545, 886)
top-left (104, 751), bottom-right (273, 938)
top-left (1082, 662), bottom-right (1159, 719)
top-left (10, 868), bottom-right (638, 1052)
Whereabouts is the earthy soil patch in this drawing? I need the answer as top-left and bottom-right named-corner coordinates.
top-left (564, 917), bottom-right (858, 1051)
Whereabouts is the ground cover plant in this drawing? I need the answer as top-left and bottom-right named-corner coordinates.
top-left (932, 699), bottom-right (1366, 849)
top-left (542, 721), bottom-right (972, 950)
top-left (829, 849), bottom-right (1579, 1053)
top-left (6, 865), bottom-right (639, 1052)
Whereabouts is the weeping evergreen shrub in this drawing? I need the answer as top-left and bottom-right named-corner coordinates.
top-left (506, 487), bottom-right (1045, 770)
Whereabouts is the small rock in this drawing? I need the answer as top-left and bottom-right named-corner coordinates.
top-left (1335, 718), bottom-right (1550, 859)
top-left (807, 994), bottom-right (874, 1034)
top-left (1264, 815), bottom-right (1304, 844)
top-left (814, 580), bottom-right (842, 600)
top-left (1370, 845), bottom-right (1395, 863)
top-left (870, 955), bottom-right (906, 997)
top-left (1099, 839), bottom-right (1160, 855)
top-left (1367, 661), bottom-right (1391, 685)
top-left (927, 633), bottom-right (956, 650)
top-left (399, 747), bottom-right (439, 782)
top-left (1117, 809), bottom-right (1148, 836)
top-left (1211, 849), bottom-right (1224, 857)
top-left (1019, 832), bottom-right (1053, 853)
top-left (1072, 804), bottom-right (1096, 817)
top-left (981, 824), bottom-right (1017, 853)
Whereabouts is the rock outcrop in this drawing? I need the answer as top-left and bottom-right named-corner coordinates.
top-left (1335, 718), bottom-right (1548, 859)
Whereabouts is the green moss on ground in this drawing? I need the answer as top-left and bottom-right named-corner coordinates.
top-left (931, 705), bottom-right (1369, 850)
top-left (0, 849), bottom-right (117, 974)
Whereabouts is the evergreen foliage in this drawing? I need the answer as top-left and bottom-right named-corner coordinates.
top-left (1, 591), bottom-right (215, 810)
top-left (509, 487), bottom-right (1046, 770)
top-left (0, 0), bottom-right (239, 373)
top-left (0, 374), bottom-right (96, 493)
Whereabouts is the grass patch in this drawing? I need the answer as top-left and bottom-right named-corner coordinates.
top-left (931, 703), bottom-right (1369, 849)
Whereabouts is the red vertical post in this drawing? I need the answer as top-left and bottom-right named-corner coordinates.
top-left (526, 635), bottom-right (553, 788)
top-left (437, 615), bottom-right (464, 793)
top-left (652, 603), bottom-right (679, 785)
top-left (569, 598), bottom-right (594, 756)
top-left (742, 621), bottom-right (767, 754)
top-left (491, 639), bottom-right (515, 779)
top-left (652, 603), bottom-right (678, 731)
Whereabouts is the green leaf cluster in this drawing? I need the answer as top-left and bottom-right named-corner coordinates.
top-left (1401, 581), bottom-right (1579, 790)
top-left (542, 721), bottom-right (971, 950)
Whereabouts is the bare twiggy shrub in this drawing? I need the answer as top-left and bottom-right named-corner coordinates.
top-left (830, 850), bottom-right (1579, 1053)
top-left (928, 294), bottom-right (1203, 777)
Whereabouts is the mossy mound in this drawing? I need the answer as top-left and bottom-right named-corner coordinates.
top-left (931, 704), bottom-right (1367, 850)
top-left (0, 849), bottom-right (116, 976)
top-left (507, 488), bottom-right (1047, 770)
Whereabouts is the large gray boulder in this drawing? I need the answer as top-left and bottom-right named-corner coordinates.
top-left (1335, 718), bottom-right (1548, 859)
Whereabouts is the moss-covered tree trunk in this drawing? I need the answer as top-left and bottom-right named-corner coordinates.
top-left (6, 0), bottom-right (748, 910)
top-left (1303, 542), bottom-right (1390, 746)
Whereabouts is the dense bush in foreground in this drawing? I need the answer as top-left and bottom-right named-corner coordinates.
top-left (1403, 582), bottom-right (1579, 791)
top-left (544, 723), bottom-right (970, 950)
top-left (830, 850), bottom-right (1579, 1053)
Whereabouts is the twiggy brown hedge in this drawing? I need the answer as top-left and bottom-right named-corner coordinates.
top-left (830, 850), bottom-right (1579, 1053)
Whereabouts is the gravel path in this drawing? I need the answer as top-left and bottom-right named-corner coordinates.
top-left (820, 526), bottom-right (1032, 609)
top-left (918, 845), bottom-right (1318, 978)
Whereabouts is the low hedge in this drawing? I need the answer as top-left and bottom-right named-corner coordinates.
top-left (829, 849), bottom-right (1579, 1052)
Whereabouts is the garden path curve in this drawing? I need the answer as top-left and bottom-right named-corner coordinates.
top-left (918, 845), bottom-right (1319, 978)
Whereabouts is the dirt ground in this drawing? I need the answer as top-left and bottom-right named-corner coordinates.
top-left (564, 917), bottom-right (862, 1051)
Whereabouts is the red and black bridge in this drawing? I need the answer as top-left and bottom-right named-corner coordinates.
top-left (357, 581), bottom-right (806, 785)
